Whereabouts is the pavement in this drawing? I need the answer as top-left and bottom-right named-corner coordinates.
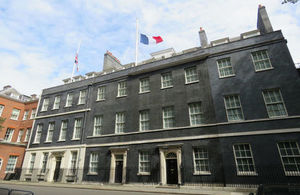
top-left (0, 180), bottom-right (255, 195)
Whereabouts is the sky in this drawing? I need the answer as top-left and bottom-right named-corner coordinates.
top-left (0, 0), bottom-right (299, 95)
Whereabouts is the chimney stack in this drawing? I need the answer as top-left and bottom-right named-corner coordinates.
top-left (31, 94), bottom-right (37, 100)
top-left (257, 5), bottom-right (273, 34)
top-left (199, 27), bottom-right (208, 48)
top-left (3, 85), bottom-right (11, 90)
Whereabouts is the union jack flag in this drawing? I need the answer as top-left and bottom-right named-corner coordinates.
top-left (74, 53), bottom-right (79, 71)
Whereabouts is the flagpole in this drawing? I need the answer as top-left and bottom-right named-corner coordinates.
top-left (71, 40), bottom-right (82, 82)
top-left (135, 18), bottom-right (139, 66)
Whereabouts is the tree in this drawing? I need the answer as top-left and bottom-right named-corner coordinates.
top-left (282, 0), bottom-right (299, 4)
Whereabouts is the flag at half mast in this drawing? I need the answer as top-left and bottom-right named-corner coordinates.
top-left (140, 33), bottom-right (163, 45)
top-left (74, 53), bottom-right (79, 71)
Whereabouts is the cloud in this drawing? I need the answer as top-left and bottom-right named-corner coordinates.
top-left (0, 0), bottom-right (299, 96)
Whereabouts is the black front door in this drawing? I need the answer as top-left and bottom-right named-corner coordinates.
top-left (166, 159), bottom-right (178, 184)
top-left (53, 157), bottom-right (62, 182)
top-left (115, 160), bottom-right (123, 183)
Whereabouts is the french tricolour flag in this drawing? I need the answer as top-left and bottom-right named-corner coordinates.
top-left (140, 33), bottom-right (163, 45)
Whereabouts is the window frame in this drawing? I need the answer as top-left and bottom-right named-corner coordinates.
top-left (184, 66), bottom-right (199, 84)
top-left (262, 88), bottom-right (288, 118)
top-left (17, 129), bottom-right (24, 143)
top-left (30, 109), bottom-right (36, 119)
top-left (5, 155), bottom-right (18, 173)
top-left (4, 128), bottom-right (14, 142)
top-left (277, 141), bottom-right (300, 176)
top-left (193, 147), bottom-right (211, 175)
top-left (40, 152), bottom-right (49, 174)
top-left (232, 143), bottom-right (257, 176)
top-left (115, 112), bottom-right (125, 134)
top-left (93, 115), bottom-right (103, 136)
top-left (224, 94), bottom-right (244, 122)
top-left (10, 108), bottom-right (21, 120)
top-left (117, 81), bottom-right (127, 97)
top-left (45, 122), bottom-right (55, 143)
top-left (96, 86), bottom-right (106, 101)
top-left (188, 102), bottom-right (204, 126)
top-left (138, 151), bottom-right (151, 175)
top-left (216, 57), bottom-right (235, 78)
top-left (0, 104), bottom-right (4, 116)
top-left (139, 110), bottom-right (150, 131)
top-left (251, 49), bottom-right (273, 72)
top-left (24, 128), bottom-right (31, 142)
top-left (52, 96), bottom-right (61, 110)
top-left (161, 72), bottom-right (173, 89)
top-left (59, 120), bottom-right (68, 141)
top-left (23, 110), bottom-right (29, 120)
top-left (41, 98), bottom-right (49, 112)
top-left (69, 151), bottom-right (78, 176)
top-left (88, 152), bottom-right (99, 174)
top-left (34, 124), bottom-right (43, 144)
top-left (139, 77), bottom-right (150, 94)
top-left (78, 90), bottom-right (87, 105)
top-left (65, 93), bottom-right (73, 107)
top-left (0, 158), bottom-right (2, 171)
top-left (28, 153), bottom-right (36, 174)
top-left (162, 106), bottom-right (175, 129)
top-left (72, 118), bottom-right (82, 140)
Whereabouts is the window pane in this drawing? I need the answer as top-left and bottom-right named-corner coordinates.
top-left (251, 50), bottom-right (272, 71)
top-left (217, 58), bottom-right (234, 78)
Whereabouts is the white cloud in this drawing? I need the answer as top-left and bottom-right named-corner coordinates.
top-left (0, 0), bottom-right (299, 96)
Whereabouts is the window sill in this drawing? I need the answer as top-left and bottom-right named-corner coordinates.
top-left (137, 172), bottom-right (151, 176)
top-left (57, 140), bottom-right (66, 142)
top-left (44, 141), bottom-right (52, 143)
top-left (185, 80), bottom-right (199, 85)
top-left (77, 103), bottom-right (85, 105)
top-left (228, 119), bottom-right (245, 122)
top-left (285, 172), bottom-right (300, 176)
top-left (237, 172), bottom-right (258, 176)
top-left (96, 99), bottom-right (105, 102)
top-left (219, 74), bottom-right (235, 79)
top-left (52, 108), bottom-right (59, 110)
top-left (139, 91), bottom-right (150, 94)
top-left (64, 105), bottom-right (72, 108)
top-left (116, 95), bottom-right (127, 98)
top-left (255, 67), bottom-right (274, 72)
top-left (71, 138), bottom-right (80, 141)
top-left (161, 86), bottom-right (173, 90)
top-left (193, 172), bottom-right (211, 176)
top-left (87, 172), bottom-right (98, 176)
top-left (40, 110), bottom-right (47, 112)
top-left (268, 115), bottom-right (288, 119)
top-left (10, 118), bottom-right (18, 121)
top-left (88, 134), bottom-right (102, 138)
top-left (32, 142), bottom-right (40, 145)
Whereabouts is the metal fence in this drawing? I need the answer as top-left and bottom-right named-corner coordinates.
top-left (8, 166), bottom-right (300, 187)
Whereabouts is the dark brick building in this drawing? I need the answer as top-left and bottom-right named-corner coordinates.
top-left (20, 6), bottom-right (300, 186)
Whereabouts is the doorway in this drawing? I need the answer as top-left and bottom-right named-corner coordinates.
top-left (165, 152), bottom-right (178, 184)
top-left (53, 157), bottom-right (62, 182)
top-left (114, 155), bottom-right (123, 183)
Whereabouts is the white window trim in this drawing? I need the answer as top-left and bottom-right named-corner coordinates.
top-left (93, 115), bottom-right (103, 136)
top-left (10, 108), bottom-right (20, 120)
top-left (59, 121), bottom-right (67, 141)
top-left (188, 102), bottom-right (204, 126)
top-left (232, 143), bottom-right (258, 176)
top-left (161, 72), bottom-right (173, 89)
top-left (4, 128), bottom-right (14, 142)
top-left (5, 156), bottom-right (18, 173)
top-left (115, 112), bottom-right (125, 134)
top-left (68, 151), bottom-right (78, 176)
top-left (65, 93), bottom-right (73, 107)
top-left (45, 122), bottom-right (54, 143)
top-left (52, 96), bottom-right (61, 110)
top-left (40, 152), bottom-right (49, 175)
top-left (96, 86), bottom-right (106, 101)
top-left (223, 95), bottom-right (245, 122)
top-left (138, 151), bottom-right (151, 175)
top-left (33, 125), bottom-right (42, 144)
top-left (30, 109), bottom-right (36, 119)
top-left (88, 152), bottom-right (99, 175)
top-left (27, 153), bottom-right (36, 174)
top-left (23, 110), bottom-right (29, 120)
top-left (41, 98), bottom-right (49, 112)
top-left (216, 58), bottom-right (235, 78)
top-left (277, 141), bottom-right (300, 176)
top-left (117, 81), bottom-right (127, 97)
top-left (24, 128), bottom-right (31, 142)
top-left (0, 105), bottom-right (4, 117)
top-left (184, 66), bottom-right (199, 84)
top-left (17, 129), bottom-right (24, 143)
top-left (72, 118), bottom-right (82, 140)
top-left (78, 90), bottom-right (87, 105)
top-left (139, 77), bottom-right (150, 94)
top-left (251, 49), bottom-right (273, 72)
top-left (0, 158), bottom-right (2, 171)
top-left (139, 110), bottom-right (150, 132)
top-left (262, 89), bottom-right (288, 118)
top-left (193, 148), bottom-right (211, 175)
top-left (162, 106), bottom-right (175, 129)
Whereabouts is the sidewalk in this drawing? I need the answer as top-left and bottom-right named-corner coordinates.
top-left (0, 180), bottom-right (255, 195)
